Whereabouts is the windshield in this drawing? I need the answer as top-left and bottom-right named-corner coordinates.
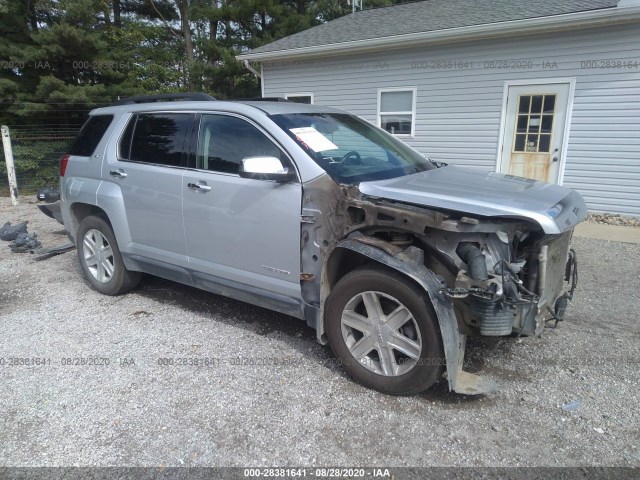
top-left (270, 113), bottom-right (435, 184)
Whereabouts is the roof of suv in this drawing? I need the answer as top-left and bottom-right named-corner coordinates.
top-left (92, 100), bottom-right (344, 116)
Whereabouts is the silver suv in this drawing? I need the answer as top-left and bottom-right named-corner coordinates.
top-left (60, 93), bottom-right (586, 396)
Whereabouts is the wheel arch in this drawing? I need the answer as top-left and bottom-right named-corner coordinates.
top-left (321, 238), bottom-right (496, 395)
top-left (67, 182), bottom-right (133, 263)
top-left (68, 203), bottom-right (111, 243)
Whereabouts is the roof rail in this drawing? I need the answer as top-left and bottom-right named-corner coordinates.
top-left (234, 97), bottom-right (291, 102)
top-left (112, 92), bottom-right (216, 106)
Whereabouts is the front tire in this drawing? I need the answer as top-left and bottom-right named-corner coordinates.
top-left (76, 215), bottom-right (140, 295)
top-left (325, 266), bottom-right (444, 395)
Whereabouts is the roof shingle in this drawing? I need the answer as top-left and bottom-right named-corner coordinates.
top-left (247, 0), bottom-right (618, 55)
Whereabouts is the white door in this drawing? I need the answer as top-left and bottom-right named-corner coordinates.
top-left (499, 82), bottom-right (571, 184)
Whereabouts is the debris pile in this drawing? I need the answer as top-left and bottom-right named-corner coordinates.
top-left (0, 221), bottom-right (41, 252)
top-left (0, 221), bottom-right (28, 241)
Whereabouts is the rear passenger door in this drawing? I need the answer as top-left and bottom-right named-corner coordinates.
top-left (182, 113), bottom-right (303, 313)
top-left (104, 112), bottom-right (193, 275)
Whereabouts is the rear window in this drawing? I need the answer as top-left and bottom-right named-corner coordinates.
top-left (69, 115), bottom-right (114, 156)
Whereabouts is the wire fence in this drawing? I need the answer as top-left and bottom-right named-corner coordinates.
top-left (0, 126), bottom-right (78, 196)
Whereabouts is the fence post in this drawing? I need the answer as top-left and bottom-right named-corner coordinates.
top-left (1, 125), bottom-right (19, 206)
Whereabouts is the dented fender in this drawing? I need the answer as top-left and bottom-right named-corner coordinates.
top-left (327, 238), bottom-right (496, 395)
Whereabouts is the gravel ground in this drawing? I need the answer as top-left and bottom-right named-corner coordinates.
top-left (0, 197), bottom-right (639, 468)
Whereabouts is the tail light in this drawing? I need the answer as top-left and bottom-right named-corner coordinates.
top-left (60, 154), bottom-right (70, 177)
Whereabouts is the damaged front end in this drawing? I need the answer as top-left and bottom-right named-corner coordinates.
top-left (301, 173), bottom-right (585, 395)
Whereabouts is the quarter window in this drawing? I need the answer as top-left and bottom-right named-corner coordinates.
top-left (197, 114), bottom-right (286, 174)
top-left (69, 115), bottom-right (114, 156)
top-left (378, 88), bottom-right (416, 137)
top-left (127, 113), bottom-right (191, 167)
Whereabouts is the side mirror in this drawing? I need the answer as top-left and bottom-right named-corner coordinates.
top-left (239, 156), bottom-right (294, 182)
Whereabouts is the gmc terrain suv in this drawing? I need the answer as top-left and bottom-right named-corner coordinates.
top-left (60, 93), bottom-right (585, 396)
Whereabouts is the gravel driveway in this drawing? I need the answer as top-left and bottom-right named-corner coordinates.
top-left (0, 197), bottom-right (639, 468)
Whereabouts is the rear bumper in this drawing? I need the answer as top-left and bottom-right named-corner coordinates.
top-left (37, 201), bottom-right (64, 225)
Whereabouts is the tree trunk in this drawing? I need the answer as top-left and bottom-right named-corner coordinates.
top-left (27, 0), bottom-right (38, 31)
top-left (176, 0), bottom-right (195, 89)
top-left (209, 0), bottom-right (219, 63)
top-left (113, 0), bottom-right (121, 27)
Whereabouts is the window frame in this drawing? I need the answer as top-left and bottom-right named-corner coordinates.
top-left (377, 87), bottom-right (417, 138)
top-left (117, 111), bottom-right (194, 169)
top-left (192, 112), bottom-right (300, 182)
top-left (284, 93), bottom-right (314, 104)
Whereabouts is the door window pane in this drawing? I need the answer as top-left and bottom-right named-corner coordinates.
top-left (531, 95), bottom-right (543, 114)
top-left (528, 116), bottom-right (541, 133)
top-left (518, 96), bottom-right (531, 114)
top-left (543, 95), bottom-right (556, 113)
top-left (129, 113), bottom-right (190, 166)
top-left (198, 115), bottom-right (285, 174)
top-left (539, 134), bottom-right (551, 152)
top-left (517, 115), bottom-right (528, 133)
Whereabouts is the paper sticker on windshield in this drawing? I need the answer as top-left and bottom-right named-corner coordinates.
top-left (289, 127), bottom-right (338, 152)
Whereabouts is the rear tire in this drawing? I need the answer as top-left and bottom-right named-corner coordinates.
top-left (325, 266), bottom-right (444, 395)
top-left (76, 215), bottom-right (140, 295)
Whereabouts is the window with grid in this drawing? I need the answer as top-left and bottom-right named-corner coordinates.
top-left (513, 94), bottom-right (556, 153)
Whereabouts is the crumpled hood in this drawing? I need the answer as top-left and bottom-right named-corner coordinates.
top-left (358, 166), bottom-right (587, 234)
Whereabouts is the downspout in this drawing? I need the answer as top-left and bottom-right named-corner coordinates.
top-left (243, 60), bottom-right (261, 78)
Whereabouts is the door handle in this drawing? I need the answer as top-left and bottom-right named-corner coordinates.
top-left (187, 182), bottom-right (212, 192)
top-left (109, 169), bottom-right (127, 178)
top-left (552, 148), bottom-right (559, 162)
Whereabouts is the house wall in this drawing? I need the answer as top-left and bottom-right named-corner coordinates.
top-left (261, 24), bottom-right (640, 216)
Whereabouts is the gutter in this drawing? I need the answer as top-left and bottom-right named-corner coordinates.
top-left (237, 6), bottom-right (640, 62)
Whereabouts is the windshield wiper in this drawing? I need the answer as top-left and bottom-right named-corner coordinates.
top-left (428, 158), bottom-right (448, 168)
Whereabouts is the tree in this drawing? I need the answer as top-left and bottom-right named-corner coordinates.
top-left (0, 0), bottom-right (395, 127)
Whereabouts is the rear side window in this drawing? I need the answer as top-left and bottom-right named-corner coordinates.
top-left (69, 115), bottom-right (114, 156)
top-left (127, 113), bottom-right (191, 167)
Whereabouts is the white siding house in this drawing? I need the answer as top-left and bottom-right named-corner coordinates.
top-left (238, 0), bottom-right (640, 216)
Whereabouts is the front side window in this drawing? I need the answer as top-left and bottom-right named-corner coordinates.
top-left (378, 88), bottom-right (416, 136)
top-left (69, 115), bottom-right (114, 156)
top-left (271, 112), bottom-right (434, 185)
top-left (126, 113), bottom-right (191, 167)
top-left (197, 114), bottom-right (286, 174)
